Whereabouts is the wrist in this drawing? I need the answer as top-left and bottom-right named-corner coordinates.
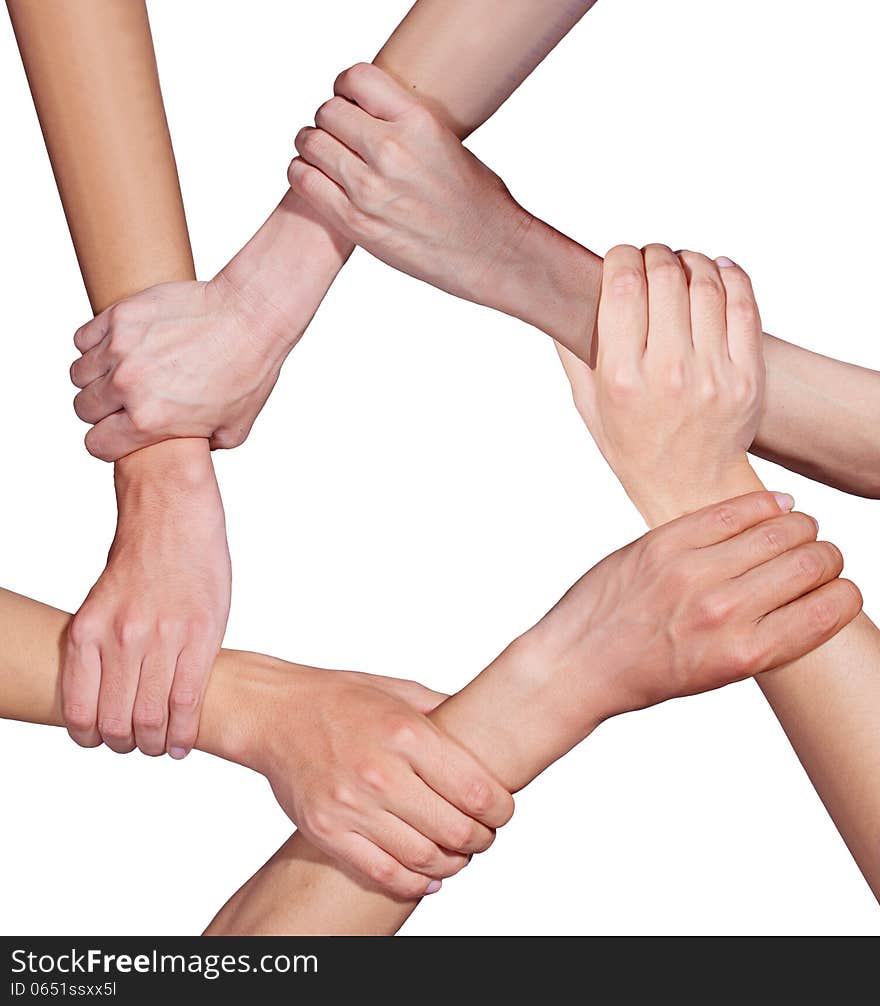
top-left (114, 438), bottom-right (215, 502)
top-left (216, 188), bottom-right (354, 357)
top-left (631, 457), bottom-right (764, 529)
top-left (197, 650), bottom-right (291, 774)
top-left (483, 211), bottom-right (600, 361)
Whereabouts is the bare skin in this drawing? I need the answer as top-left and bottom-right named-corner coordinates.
top-left (563, 245), bottom-right (880, 899)
top-left (0, 486), bottom-right (859, 931)
top-left (7, 0), bottom-right (231, 760)
top-left (66, 2), bottom-right (603, 460)
top-left (6, 0), bottom-right (599, 875)
top-left (201, 490), bottom-right (859, 935)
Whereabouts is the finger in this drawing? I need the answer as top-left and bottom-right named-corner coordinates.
top-left (294, 126), bottom-right (368, 196)
top-left (334, 831), bottom-right (441, 900)
top-left (166, 643), bottom-right (213, 759)
top-left (668, 490), bottom-right (796, 548)
top-left (334, 62), bottom-right (417, 121)
top-left (73, 374), bottom-right (124, 425)
top-left (410, 732), bottom-right (514, 830)
top-left (84, 412), bottom-right (156, 463)
top-left (677, 251), bottom-right (727, 360)
top-left (73, 310), bottom-right (110, 353)
top-left (62, 624), bottom-right (102, 748)
top-left (643, 243), bottom-right (693, 357)
top-left (287, 157), bottom-right (352, 232)
top-left (751, 578), bottom-right (863, 671)
top-left (314, 94), bottom-right (382, 161)
top-left (97, 643), bottom-right (142, 754)
top-left (596, 244), bottom-right (648, 371)
top-left (735, 540), bottom-right (844, 621)
top-left (716, 257), bottom-right (763, 369)
top-left (365, 812), bottom-right (470, 880)
top-left (132, 646), bottom-right (178, 756)
top-left (701, 510), bottom-right (819, 577)
top-left (70, 341), bottom-right (111, 389)
top-left (383, 774), bottom-right (495, 856)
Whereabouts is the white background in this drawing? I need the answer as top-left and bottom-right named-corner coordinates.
top-left (1, 0), bottom-right (878, 935)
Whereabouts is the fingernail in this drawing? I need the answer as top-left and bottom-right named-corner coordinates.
top-left (773, 492), bottom-right (795, 511)
top-left (168, 746), bottom-right (188, 760)
top-left (424, 880), bottom-right (442, 896)
top-left (716, 256), bottom-right (736, 268)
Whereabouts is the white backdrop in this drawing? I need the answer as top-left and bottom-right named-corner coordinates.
top-left (1, 0), bottom-right (878, 936)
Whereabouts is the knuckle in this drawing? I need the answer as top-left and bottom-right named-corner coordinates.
top-left (367, 858), bottom-right (397, 888)
top-left (730, 639), bottom-right (762, 677)
top-left (349, 169), bottom-right (384, 210)
top-left (728, 293), bottom-right (758, 322)
top-left (661, 360), bottom-right (688, 392)
top-left (133, 702), bottom-right (167, 732)
top-left (113, 617), bottom-right (148, 648)
top-left (808, 598), bottom-right (839, 633)
top-left (329, 783), bottom-right (358, 811)
top-left (98, 716), bottom-right (131, 742)
top-left (63, 702), bottom-right (95, 732)
top-left (463, 776), bottom-right (494, 817)
top-left (604, 366), bottom-right (638, 399)
top-left (385, 717), bottom-right (420, 753)
top-left (713, 503), bottom-right (739, 533)
top-left (608, 265), bottom-right (645, 297)
top-left (691, 271), bottom-right (724, 302)
top-left (697, 374), bottom-right (720, 402)
top-left (355, 761), bottom-right (387, 794)
top-left (759, 525), bottom-right (783, 553)
top-left (446, 818), bottom-right (477, 851)
top-left (796, 547), bottom-right (825, 581)
top-left (696, 590), bottom-right (733, 628)
top-left (169, 689), bottom-right (199, 713)
top-left (841, 579), bottom-right (864, 614)
top-left (645, 253), bottom-right (681, 282)
top-left (302, 807), bottom-right (333, 841)
top-left (68, 611), bottom-right (100, 648)
top-left (408, 841), bottom-right (439, 872)
top-left (373, 135), bottom-right (406, 173)
top-left (110, 361), bottom-right (136, 392)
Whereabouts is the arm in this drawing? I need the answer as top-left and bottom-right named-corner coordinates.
top-left (203, 491), bottom-right (859, 935)
top-left (0, 488), bottom-right (854, 932)
top-left (569, 245), bottom-right (880, 899)
top-left (7, 0), bottom-right (231, 757)
top-left (0, 585), bottom-right (516, 897)
top-left (67, 0), bottom-right (601, 461)
top-left (284, 69), bottom-right (880, 498)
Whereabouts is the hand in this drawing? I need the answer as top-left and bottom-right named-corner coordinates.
top-left (69, 277), bottom-right (290, 461)
top-left (513, 491), bottom-right (861, 746)
top-left (289, 63), bottom-right (534, 316)
top-left (216, 654), bottom-right (514, 900)
top-left (63, 442), bottom-right (231, 757)
top-left (558, 245), bottom-right (766, 525)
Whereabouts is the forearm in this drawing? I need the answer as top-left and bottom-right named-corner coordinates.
top-left (9, 0), bottom-right (213, 482)
top-left (751, 334), bottom-right (880, 498)
top-left (0, 584), bottom-right (603, 933)
top-left (219, 0), bottom-right (599, 355)
top-left (641, 464), bottom-right (880, 899)
top-left (206, 632), bottom-right (609, 935)
top-left (504, 229), bottom-right (880, 495)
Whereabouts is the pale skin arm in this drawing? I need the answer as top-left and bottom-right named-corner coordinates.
top-left (284, 68), bottom-right (880, 498)
top-left (7, 0), bottom-right (231, 758)
top-left (0, 484), bottom-right (858, 933)
top-left (203, 493), bottom-right (859, 936)
top-left (565, 245), bottom-right (880, 899)
top-left (67, 0), bottom-right (601, 459)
